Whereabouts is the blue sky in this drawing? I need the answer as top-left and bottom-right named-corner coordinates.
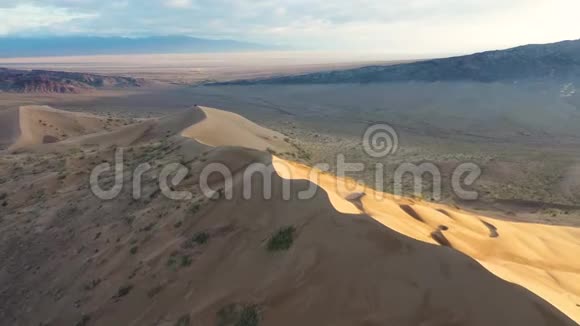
top-left (0, 0), bottom-right (579, 55)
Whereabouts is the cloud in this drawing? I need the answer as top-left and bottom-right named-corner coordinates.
top-left (163, 0), bottom-right (193, 9)
top-left (0, 4), bottom-right (97, 35)
top-left (0, 0), bottom-right (579, 54)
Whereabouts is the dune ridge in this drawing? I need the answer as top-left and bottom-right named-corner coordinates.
top-left (0, 105), bottom-right (578, 325)
top-left (181, 106), bottom-right (293, 153)
top-left (3, 105), bottom-right (129, 151)
top-left (168, 105), bottom-right (580, 323)
top-left (270, 157), bottom-right (580, 324)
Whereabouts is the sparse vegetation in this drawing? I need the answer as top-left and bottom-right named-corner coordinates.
top-left (182, 231), bottom-right (210, 249)
top-left (175, 314), bottom-right (191, 326)
top-left (266, 147), bottom-right (278, 155)
top-left (84, 279), bottom-right (101, 291)
top-left (130, 246), bottom-right (138, 255)
top-left (113, 285), bottom-right (133, 299)
top-left (167, 256), bottom-right (178, 269)
top-left (190, 203), bottom-right (201, 214)
top-left (167, 252), bottom-right (193, 269)
top-left (217, 304), bottom-right (259, 326)
top-left (75, 315), bottom-right (91, 326)
top-left (193, 232), bottom-right (210, 245)
top-left (267, 226), bottom-right (296, 251)
top-left (147, 285), bottom-right (164, 298)
top-left (141, 222), bottom-right (156, 232)
top-left (180, 255), bottom-right (193, 267)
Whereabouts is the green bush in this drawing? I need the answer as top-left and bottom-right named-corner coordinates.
top-left (267, 226), bottom-right (296, 251)
top-left (190, 203), bottom-right (201, 214)
top-left (193, 232), bottom-right (210, 245)
top-left (180, 255), bottom-right (193, 267)
top-left (217, 304), bottom-right (259, 326)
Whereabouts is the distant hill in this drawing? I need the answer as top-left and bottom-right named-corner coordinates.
top-left (0, 36), bottom-right (267, 58)
top-left (215, 39), bottom-right (580, 85)
top-left (0, 68), bottom-right (144, 93)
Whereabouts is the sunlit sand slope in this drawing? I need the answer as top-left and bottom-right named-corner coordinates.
top-left (181, 106), bottom-right (293, 153)
top-left (272, 157), bottom-right (580, 323)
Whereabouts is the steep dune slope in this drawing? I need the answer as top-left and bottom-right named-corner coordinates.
top-left (271, 158), bottom-right (580, 323)
top-left (88, 157), bottom-right (576, 326)
top-left (0, 144), bottom-right (576, 326)
top-left (177, 106), bottom-right (580, 323)
top-left (0, 105), bottom-right (578, 325)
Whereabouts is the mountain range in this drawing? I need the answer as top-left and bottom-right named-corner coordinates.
top-left (215, 39), bottom-right (580, 85)
top-left (0, 68), bottom-right (144, 93)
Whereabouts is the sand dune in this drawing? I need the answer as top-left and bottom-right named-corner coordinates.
top-left (0, 105), bottom-right (578, 325)
top-left (181, 106), bottom-right (293, 153)
top-left (169, 105), bottom-right (580, 323)
top-left (271, 157), bottom-right (580, 324)
top-left (116, 155), bottom-right (575, 326)
top-left (5, 105), bottom-right (292, 155)
top-left (60, 106), bottom-right (207, 149)
top-left (4, 105), bottom-right (126, 151)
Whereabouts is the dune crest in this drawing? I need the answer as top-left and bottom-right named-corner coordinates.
top-left (1, 105), bottom-right (578, 325)
top-left (174, 105), bottom-right (580, 323)
top-left (5, 105), bottom-right (126, 151)
top-left (271, 156), bottom-right (580, 323)
top-left (181, 106), bottom-right (293, 153)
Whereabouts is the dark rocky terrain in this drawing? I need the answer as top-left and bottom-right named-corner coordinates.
top-left (215, 39), bottom-right (580, 85)
top-left (0, 68), bottom-right (144, 93)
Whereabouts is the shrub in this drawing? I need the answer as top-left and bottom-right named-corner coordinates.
top-left (267, 226), bottom-right (296, 251)
top-left (180, 255), bottom-right (193, 267)
top-left (130, 246), bottom-right (138, 255)
top-left (167, 256), bottom-right (178, 269)
top-left (113, 285), bottom-right (133, 299)
top-left (193, 232), bottom-right (210, 245)
top-left (175, 314), bottom-right (191, 326)
top-left (217, 304), bottom-right (259, 326)
top-left (84, 279), bottom-right (101, 291)
top-left (237, 306), bottom-right (259, 326)
top-left (190, 203), bottom-right (201, 214)
top-left (182, 232), bottom-right (210, 249)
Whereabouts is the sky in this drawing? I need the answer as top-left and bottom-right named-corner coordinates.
top-left (0, 0), bottom-right (579, 55)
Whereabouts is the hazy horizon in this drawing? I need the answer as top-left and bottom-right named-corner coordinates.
top-left (1, 1), bottom-right (580, 56)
